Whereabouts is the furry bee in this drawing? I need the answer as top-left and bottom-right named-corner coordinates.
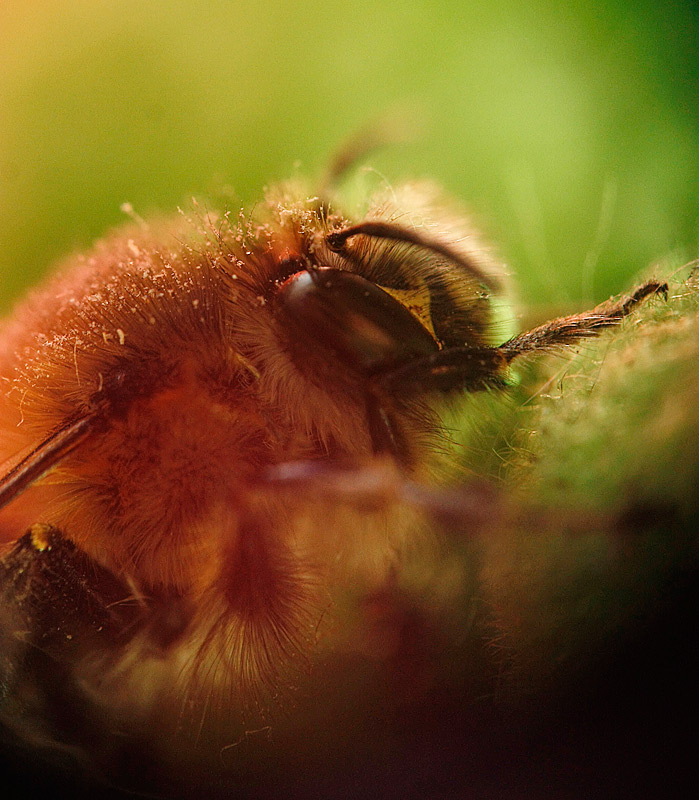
top-left (0, 153), bottom-right (669, 795)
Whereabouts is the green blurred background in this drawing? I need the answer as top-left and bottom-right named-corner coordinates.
top-left (1, 0), bottom-right (697, 313)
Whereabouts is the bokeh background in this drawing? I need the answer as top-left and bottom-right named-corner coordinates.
top-left (1, 0), bottom-right (697, 313)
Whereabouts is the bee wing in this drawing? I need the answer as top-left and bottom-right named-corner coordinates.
top-left (260, 459), bottom-right (501, 534)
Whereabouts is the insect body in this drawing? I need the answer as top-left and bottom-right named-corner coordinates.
top-left (0, 177), bottom-right (667, 791)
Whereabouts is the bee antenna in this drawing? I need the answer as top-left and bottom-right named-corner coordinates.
top-left (317, 105), bottom-right (420, 196)
top-left (326, 221), bottom-right (500, 292)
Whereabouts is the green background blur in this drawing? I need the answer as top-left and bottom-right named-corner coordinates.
top-left (1, 0), bottom-right (697, 313)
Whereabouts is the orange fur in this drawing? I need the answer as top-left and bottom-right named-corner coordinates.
top-left (0, 185), bottom-right (464, 755)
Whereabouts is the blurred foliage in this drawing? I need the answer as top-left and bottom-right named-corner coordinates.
top-left (0, 0), bottom-right (697, 312)
top-left (478, 270), bottom-right (699, 714)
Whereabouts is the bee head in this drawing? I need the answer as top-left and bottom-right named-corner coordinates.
top-left (266, 215), bottom-right (501, 463)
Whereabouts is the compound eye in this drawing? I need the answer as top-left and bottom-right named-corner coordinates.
top-left (274, 268), bottom-right (439, 376)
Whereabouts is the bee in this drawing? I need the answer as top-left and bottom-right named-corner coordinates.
top-left (0, 146), bottom-right (669, 795)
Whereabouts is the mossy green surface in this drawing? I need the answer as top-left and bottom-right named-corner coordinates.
top-left (472, 270), bottom-right (698, 704)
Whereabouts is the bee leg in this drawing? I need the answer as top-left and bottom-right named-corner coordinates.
top-left (0, 523), bottom-right (147, 655)
top-left (0, 524), bottom-right (148, 769)
top-left (369, 279), bottom-right (668, 396)
top-left (0, 415), bottom-right (97, 512)
top-left (364, 391), bottom-right (413, 461)
top-left (498, 279), bottom-right (668, 362)
top-left (372, 346), bottom-right (509, 395)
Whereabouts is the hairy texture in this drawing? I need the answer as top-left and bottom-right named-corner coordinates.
top-left (0, 183), bottom-right (475, 768)
top-left (0, 171), bottom-right (691, 797)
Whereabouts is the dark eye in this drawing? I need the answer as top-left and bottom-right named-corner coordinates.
top-left (274, 267), bottom-right (439, 376)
